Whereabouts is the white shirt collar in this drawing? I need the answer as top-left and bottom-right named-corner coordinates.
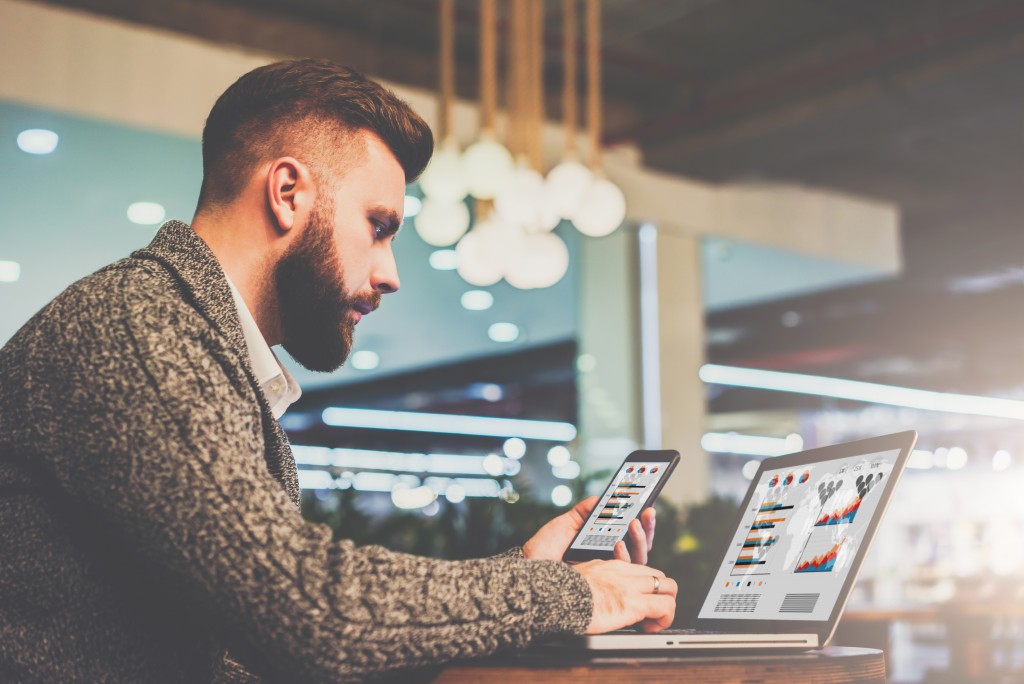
top-left (223, 274), bottom-right (302, 419)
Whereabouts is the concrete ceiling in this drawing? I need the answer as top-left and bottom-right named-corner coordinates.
top-left (15, 0), bottom-right (1024, 403)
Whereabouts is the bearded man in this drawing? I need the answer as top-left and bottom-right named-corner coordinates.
top-left (0, 59), bottom-right (675, 683)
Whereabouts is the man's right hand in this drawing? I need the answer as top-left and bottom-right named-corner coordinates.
top-left (574, 559), bottom-right (678, 634)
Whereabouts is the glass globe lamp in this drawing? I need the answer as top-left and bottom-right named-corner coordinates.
top-left (494, 166), bottom-right (544, 228)
top-left (414, 198), bottom-right (471, 247)
top-left (544, 160), bottom-right (593, 219)
top-left (461, 137), bottom-right (514, 200)
top-left (419, 142), bottom-right (467, 204)
top-left (504, 232), bottom-right (569, 289)
top-left (571, 178), bottom-right (626, 237)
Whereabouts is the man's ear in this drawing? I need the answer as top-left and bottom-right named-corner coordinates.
top-left (266, 157), bottom-right (314, 235)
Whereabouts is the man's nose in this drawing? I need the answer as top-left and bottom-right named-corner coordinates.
top-left (371, 247), bottom-right (400, 294)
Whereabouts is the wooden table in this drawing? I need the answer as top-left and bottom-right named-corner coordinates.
top-left (433, 645), bottom-right (885, 683)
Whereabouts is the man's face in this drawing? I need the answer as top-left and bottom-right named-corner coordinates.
top-left (275, 132), bottom-right (405, 372)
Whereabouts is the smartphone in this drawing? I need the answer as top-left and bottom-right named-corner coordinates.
top-left (562, 449), bottom-right (680, 562)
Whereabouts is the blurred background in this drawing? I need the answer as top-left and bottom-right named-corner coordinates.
top-left (4, 0), bottom-right (1024, 681)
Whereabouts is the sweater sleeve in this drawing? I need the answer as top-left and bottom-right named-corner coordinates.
top-left (26, 272), bottom-right (592, 683)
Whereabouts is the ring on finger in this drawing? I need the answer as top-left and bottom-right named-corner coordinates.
top-left (652, 575), bottom-right (661, 594)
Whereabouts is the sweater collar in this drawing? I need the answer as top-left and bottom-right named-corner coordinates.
top-left (131, 220), bottom-right (247, 358)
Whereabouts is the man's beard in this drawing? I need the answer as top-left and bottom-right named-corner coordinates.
top-left (275, 197), bottom-right (380, 372)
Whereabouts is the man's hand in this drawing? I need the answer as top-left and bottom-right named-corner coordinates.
top-left (522, 495), bottom-right (656, 564)
top-left (575, 559), bottom-right (677, 633)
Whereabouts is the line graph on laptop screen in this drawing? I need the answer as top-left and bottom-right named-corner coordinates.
top-left (699, 449), bottom-right (900, 621)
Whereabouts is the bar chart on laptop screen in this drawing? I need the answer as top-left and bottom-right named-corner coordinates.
top-left (731, 491), bottom-right (798, 575)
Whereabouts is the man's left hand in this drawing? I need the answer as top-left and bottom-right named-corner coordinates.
top-left (522, 495), bottom-right (656, 565)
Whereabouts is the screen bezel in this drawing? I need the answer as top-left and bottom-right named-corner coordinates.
top-left (563, 449), bottom-right (681, 563)
top-left (690, 431), bottom-right (917, 641)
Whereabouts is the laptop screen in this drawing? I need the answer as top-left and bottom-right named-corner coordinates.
top-left (698, 447), bottom-right (901, 622)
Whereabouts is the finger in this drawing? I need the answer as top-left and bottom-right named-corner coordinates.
top-left (624, 572), bottom-right (675, 598)
top-left (569, 496), bottom-right (600, 525)
top-left (613, 540), bottom-right (630, 562)
top-left (627, 519), bottom-right (648, 565)
top-left (639, 595), bottom-right (676, 632)
top-left (640, 507), bottom-right (656, 552)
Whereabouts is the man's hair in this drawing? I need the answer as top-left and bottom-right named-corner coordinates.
top-left (197, 58), bottom-right (433, 208)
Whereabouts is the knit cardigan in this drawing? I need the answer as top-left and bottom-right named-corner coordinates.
top-left (0, 221), bottom-right (592, 683)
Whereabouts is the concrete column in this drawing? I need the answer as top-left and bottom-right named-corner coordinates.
top-left (653, 229), bottom-right (709, 508)
top-left (576, 224), bottom-right (710, 510)
top-left (576, 227), bottom-right (643, 482)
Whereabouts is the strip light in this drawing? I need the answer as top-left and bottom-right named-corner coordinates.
top-left (702, 432), bottom-right (804, 457)
top-left (292, 445), bottom-right (519, 477)
top-left (321, 407), bottom-right (577, 441)
top-left (700, 364), bottom-right (1024, 421)
top-left (296, 469), bottom-right (501, 498)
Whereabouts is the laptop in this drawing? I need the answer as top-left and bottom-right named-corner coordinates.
top-left (548, 430), bottom-right (917, 652)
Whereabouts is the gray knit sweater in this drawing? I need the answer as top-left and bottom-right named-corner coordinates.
top-left (0, 221), bottom-right (592, 683)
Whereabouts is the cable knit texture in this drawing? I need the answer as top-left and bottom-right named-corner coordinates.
top-left (0, 221), bottom-right (592, 683)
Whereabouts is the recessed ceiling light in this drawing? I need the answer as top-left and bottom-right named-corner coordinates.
top-left (547, 445), bottom-right (571, 467)
top-left (461, 290), bottom-right (493, 310)
top-left (550, 484), bottom-right (573, 507)
top-left (488, 322), bottom-right (519, 343)
top-left (404, 195), bottom-right (423, 218)
top-left (503, 437), bottom-right (527, 459)
top-left (17, 129), bottom-right (58, 155)
top-left (127, 201), bottom-right (166, 225)
top-left (445, 483), bottom-right (466, 504)
top-left (350, 350), bottom-right (380, 370)
top-left (0, 260), bottom-right (21, 283)
top-left (429, 249), bottom-right (458, 271)
top-left (993, 450), bottom-right (1012, 471)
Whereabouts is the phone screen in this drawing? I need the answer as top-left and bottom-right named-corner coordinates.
top-left (569, 460), bottom-right (671, 553)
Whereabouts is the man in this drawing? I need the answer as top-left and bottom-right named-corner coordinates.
top-left (0, 59), bottom-right (676, 683)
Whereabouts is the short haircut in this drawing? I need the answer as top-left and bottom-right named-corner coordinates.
top-left (197, 58), bottom-right (433, 208)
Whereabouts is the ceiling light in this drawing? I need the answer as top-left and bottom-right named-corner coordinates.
top-left (700, 364), bottom-right (1024, 421)
top-left (551, 484), bottom-right (573, 507)
top-left (478, 383), bottom-right (503, 402)
top-left (482, 453), bottom-right (505, 477)
top-left (488, 322), bottom-right (519, 343)
top-left (547, 445), bottom-right (571, 467)
top-left (17, 128), bottom-right (58, 154)
top-left (321, 407), bottom-right (577, 441)
top-left (701, 432), bottom-right (803, 457)
top-left (391, 484), bottom-right (437, 510)
top-left (552, 461), bottom-right (581, 479)
top-left (349, 350), bottom-right (380, 370)
top-left (292, 445), bottom-right (515, 476)
top-left (461, 290), bottom-right (494, 311)
top-left (741, 460), bottom-right (762, 480)
top-left (403, 195), bottom-right (423, 218)
top-left (0, 260), bottom-right (21, 283)
top-left (429, 249), bottom-right (458, 270)
top-left (503, 437), bottom-right (527, 459)
top-left (993, 450), bottom-right (1012, 471)
top-left (907, 450), bottom-right (934, 469)
top-left (445, 483), bottom-right (467, 504)
top-left (946, 447), bottom-right (968, 470)
top-left (126, 201), bottom-right (166, 225)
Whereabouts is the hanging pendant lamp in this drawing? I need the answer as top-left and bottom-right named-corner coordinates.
top-left (569, 0), bottom-right (626, 238)
top-left (415, 0), bottom-right (471, 246)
